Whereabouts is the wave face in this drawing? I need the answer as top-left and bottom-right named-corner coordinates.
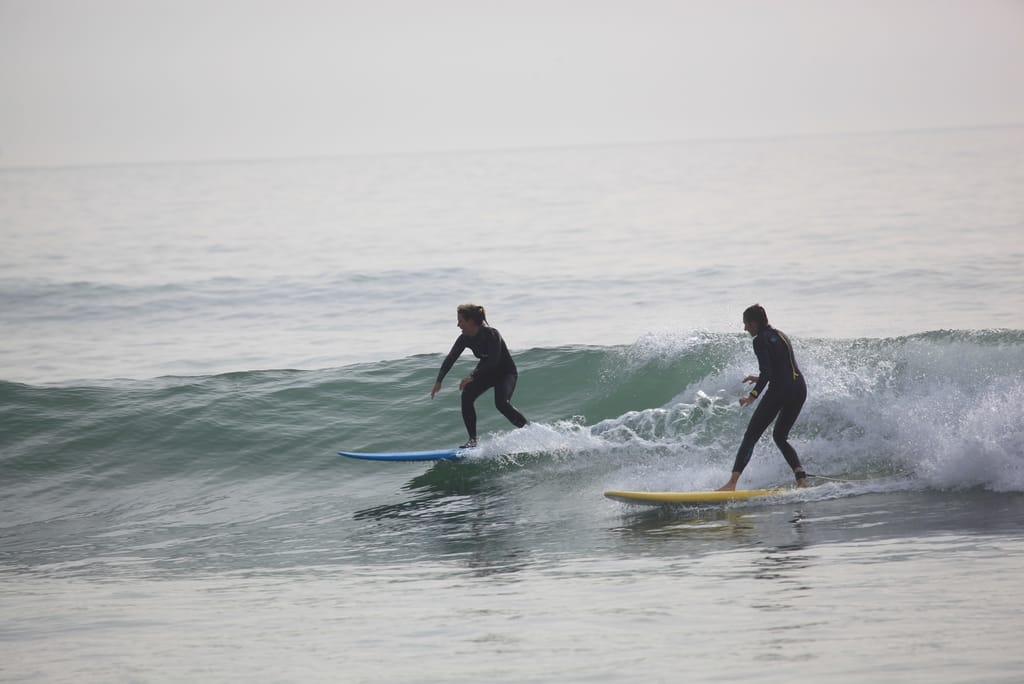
top-left (4, 329), bottom-right (1022, 497)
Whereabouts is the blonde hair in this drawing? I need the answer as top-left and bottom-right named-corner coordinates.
top-left (456, 303), bottom-right (487, 325)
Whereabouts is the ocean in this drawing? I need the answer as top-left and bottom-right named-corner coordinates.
top-left (2, 126), bottom-right (1024, 682)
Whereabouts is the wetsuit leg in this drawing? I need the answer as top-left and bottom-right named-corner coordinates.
top-left (731, 393), bottom-right (784, 474)
top-left (460, 379), bottom-right (492, 440)
top-left (493, 373), bottom-right (527, 428)
top-left (772, 379), bottom-right (807, 471)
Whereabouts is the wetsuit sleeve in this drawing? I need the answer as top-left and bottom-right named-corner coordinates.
top-left (750, 335), bottom-right (772, 398)
top-left (436, 336), bottom-right (468, 382)
top-left (471, 328), bottom-right (504, 379)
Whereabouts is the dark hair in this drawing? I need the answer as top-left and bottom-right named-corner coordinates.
top-left (743, 304), bottom-right (768, 328)
top-left (457, 303), bottom-right (487, 325)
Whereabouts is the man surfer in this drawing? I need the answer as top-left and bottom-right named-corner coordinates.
top-left (719, 304), bottom-right (809, 490)
top-left (431, 304), bottom-right (528, 448)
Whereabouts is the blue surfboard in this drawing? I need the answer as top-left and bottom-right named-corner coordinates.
top-left (338, 448), bottom-right (473, 462)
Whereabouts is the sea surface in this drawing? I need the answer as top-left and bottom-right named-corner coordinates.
top-left (2, 127), bottom-right (1024, 682)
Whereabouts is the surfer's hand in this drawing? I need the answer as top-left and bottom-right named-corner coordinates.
top-left (739, 395), bottom-right (755, 407)
top-left (743, 375), bottom-right (759, 384)
top-left (430, 382), bottom-right (441, 399)
top-left (459, 376), bottom-right (473, 391)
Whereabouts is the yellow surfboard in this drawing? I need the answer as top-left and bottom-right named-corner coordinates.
top-left (604, 488), bottom-right (787, 505)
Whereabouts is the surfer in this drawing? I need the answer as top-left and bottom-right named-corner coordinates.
top-left (719, 304), bottom-right (809, 490)
top-left (431, 303), bottom-right (528, 448)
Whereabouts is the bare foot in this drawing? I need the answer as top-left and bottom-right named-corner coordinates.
top-left (795, 470), bottom-right (809, 488)
top-left (718, 472), bottom-right (740, 491)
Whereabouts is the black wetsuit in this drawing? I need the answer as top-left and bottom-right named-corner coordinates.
top-left (436, 326), bottom-right (527, 439)
top-left (732, 326), bottom-right (806, 475)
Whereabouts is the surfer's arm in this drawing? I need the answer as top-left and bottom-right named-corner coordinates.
top-left (434, 336), bottom-right (468, 393)
top-left (748, 336), bottom-right (771, 399)
top-left (738, 375), bottom-right (760, 405)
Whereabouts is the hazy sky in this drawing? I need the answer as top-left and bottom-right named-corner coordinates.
top-left (2, 0), bottom-right (1023, 167)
